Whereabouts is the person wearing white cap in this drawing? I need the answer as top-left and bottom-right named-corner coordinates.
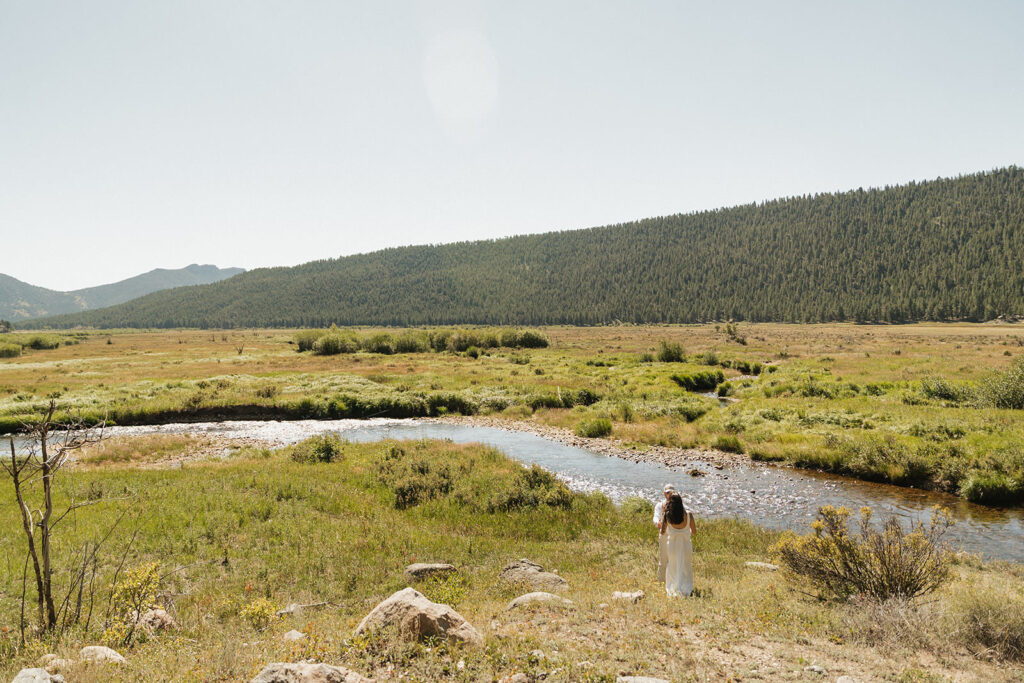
top-left (653, 484), bottom-right (675, 582)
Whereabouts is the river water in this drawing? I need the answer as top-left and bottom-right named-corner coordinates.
top-left (18, 418), bottom-right (1024, 562)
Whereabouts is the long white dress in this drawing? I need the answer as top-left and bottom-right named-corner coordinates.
top-left (664, 512), bottom-right (694, 597)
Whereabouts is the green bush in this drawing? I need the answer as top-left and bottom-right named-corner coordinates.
top-left (920, 377), bottom-right (974, 403)
top-left (670, 369), bottom-right (725, 392)
top-left (699, 350), bottom-right (719, 366)
top-left (951, 588), bottom-right (1024, 661)
top-left (716, 381), bottom-right (734, 397)
top-left (0, 343), bottom-right (21, 358)
top-left (290, 434), bottom-right (346, 464)
top-left (713, 434), bottom-right (744, 453)
top-left (977, 358), bottom-right (1024, 409)
top-left (656, 340), bottom-right (685, 363)
top-left (395, 331), bottom-right (429, 353)
top-left (576, 417), bottom-right (612, 438)
top-left (362, 333), bottom-right (396, 355)
top-left (390, 459), bottom-right (453, 509)
top-left (312, 332), bottom-right (359, 355)
top-left (674, 403), bottom-right (709, 422)
top-left (516, 330), bottom-right (549, 348)
top-left (487, 464), bottom-right (572, 512)
top-left (26, 335), bottom-right (60, 350)
top-left (295, 329), bottom-right (327, 352)
top-left (465, 346), bottom-right (481, 359)
top-left (958, 470), bottom-right (1023, 506)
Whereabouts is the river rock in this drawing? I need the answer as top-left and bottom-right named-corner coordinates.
top-left (403, 563), bottom-right (457, 583)
top-left (506, 592), bottom-right (575, 610)
top-left (79, 645), bottom-right (126, 665)
top-left (282, 629), bottom-right (306, 641)
top-left (11, 669), bottom-right (65, 683)
top-left (612, 590), bottom-right (645, 603)
top-left (354, 587), bottom-right (482, 646)
top-left (745, 561), bottom-right (779, 571)
top-left (500, 559), bottom-right (568, 592)
top-left (250, 662), bottom-right (372, 682)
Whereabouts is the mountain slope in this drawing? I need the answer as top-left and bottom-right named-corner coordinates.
top-left (1, 264), bottom-right (244, 321)
top-left (33, 168), bottom-right (1024, 328)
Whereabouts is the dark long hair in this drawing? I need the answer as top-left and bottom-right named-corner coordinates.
top-left (661, 493), bottom-right (686, 530)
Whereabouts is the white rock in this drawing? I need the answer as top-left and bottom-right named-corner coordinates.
top-left (283, 629), bottom-right (306, 641)
top-left (612, 590), bottom-right (645, 603)
top-left (250, 662), bottom-right (372, 682)
top-left (500, 559), bottom-right (569, 592)
top-left (354, 587), bottom-right (482, 646)
top-left (79, 645), bottom-right (126, 666)
top-left (804, 664), bottom-right (827, 675)
top-left (506, 592), bottom-right (575, 611)
top-left (836, 677), bottom-right (860, 683)
top-left (745, 561), bottom-right (780, 571)
top-left (11, 669), bottom-right (65, 683)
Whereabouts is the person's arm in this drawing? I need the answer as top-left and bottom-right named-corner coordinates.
top-left (688, 512), bottom-right (697, 535)
top-left (652, 501), bottom-right (663, 528)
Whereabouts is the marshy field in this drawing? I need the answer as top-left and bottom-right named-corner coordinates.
top-left (2, 323), bottom-right (1024, 681)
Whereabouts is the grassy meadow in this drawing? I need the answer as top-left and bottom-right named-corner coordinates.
top-left (2, 323), bottom-right (1023, 504)
top-left (1, 437), bottom-right (1023, 681)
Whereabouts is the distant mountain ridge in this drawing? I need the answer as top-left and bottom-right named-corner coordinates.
top-left (1, 264), bottom-right (244, 321)
top-left (30, 167), bottom-right (1024, 328)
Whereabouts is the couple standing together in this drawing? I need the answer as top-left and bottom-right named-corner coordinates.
top-left (653, 484), bottom-right (696, 597)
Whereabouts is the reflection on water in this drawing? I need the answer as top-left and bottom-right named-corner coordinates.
top-left (19, 419), bottom-right (1024, 562)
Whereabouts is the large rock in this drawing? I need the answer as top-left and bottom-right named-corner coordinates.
top-left (506, 592), bottom-right (575, 611)
top-left (138, 607), bottom-right (178, 632)
top-left (354, 587), bottom-right (482, 646)
top-left (79, 645), bottom-right (126, 665)
top-left (251, 662), bottom-right (372, 683)
top-left (11, 669), bottom-right (65, 683)
top-left (403, 563), bottom-right (456, 583)
top-left (499, 559), bottom-right (568, 593)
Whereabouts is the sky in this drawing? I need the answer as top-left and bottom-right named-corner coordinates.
top-left (2, 1), bottom-right (1023, 291)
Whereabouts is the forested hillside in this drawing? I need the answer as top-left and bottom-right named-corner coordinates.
top-left (1, 264), bottom-right (243, 321)
top-left (34, 168), bottom-right (1024, 328)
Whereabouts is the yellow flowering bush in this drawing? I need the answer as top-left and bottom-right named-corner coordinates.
top-left (771, 505), bottom-right (954, 600)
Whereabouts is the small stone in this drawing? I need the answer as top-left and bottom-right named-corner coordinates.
top-left (456, 659), bottom-right (465, 671)
top-left (598, 603), bottom-right (609, 609)
top-left (283, 629), bottom-right (306, 641)
top-left (250, 662), bottom-right (373, 682)
top-left (403, 563), bottom-right (457, 583)
top-left (688, 468), bottom-right (705, 477)
top-left (745, 561), bottom-right (780, 571)
top-left (11, 669), bottom-right (65, 683)
top-left (804, 664), bottom-right (827, 675)
top-left (506, 592), bottom-right (575, 611)
top-left (612, 590), bottom-right (645, 603)
top-left (79, 646), bottom-right (126, 666)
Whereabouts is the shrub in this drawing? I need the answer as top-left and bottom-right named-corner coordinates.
top-left (394, 331), bottom-right (429, 353)
top-left (656, 340), bottom-right (685, 363)
top-left (638, 352), bottom-right (655, 363)
top-left (26, 335), bottom-right (60, 350)
top-left (772, 505), bottom-right (953, 601)
top-left (362, 333), bottom-right (396, 355)
top-left (465, 346), bottom-right (481, 359)
top-left (713, 434), bottom-right (743, 453)
top-left (0, 343), bottom-right (21, 358)
top-left (389, 459), bottom-right (453, 509)
top-left (674, 403), bottom-right (709, 422)
top-left (295, 329), bottom-right (327, 352)
top-left (716, 381), bottom-right (734, 397)
top-left (958, 470), bottom-right (1022, 506)
top-left (670, 369), bottom-right (724, 392)
top-left (920, 377), bottom-right (974, 403)
top-left (516, 330), bottom-right (549, 348)
top-left (487, 464), bottom-right (572, 512)
top-left (575, 417), bottom-right (612, 438)
top-left (312, 332), bottom-right (359, 355)
top-left (240, 597), bottom-right (279, 631)
top-left (290, 434), bottom-right (345, 464)
top-left (699, 350), bottom-right (719, 366)
top-left (951, 588), bottom-right (1024, 661)
top-left (421, 573), bottom-right (469, 608)
top-left (977, 358), bottom-right (1024, 409)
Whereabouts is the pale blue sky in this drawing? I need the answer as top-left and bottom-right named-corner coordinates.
top-left (2, 0), bottom-right (1022, 290)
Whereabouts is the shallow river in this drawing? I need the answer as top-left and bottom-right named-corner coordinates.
top-left (38, 419), bottom-right (1024, 562)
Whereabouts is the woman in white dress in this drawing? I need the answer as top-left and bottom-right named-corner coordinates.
top-left (660, 492), bottom-right (696, 597)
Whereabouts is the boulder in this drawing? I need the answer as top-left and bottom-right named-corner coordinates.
top-left (79, 645), bottom-right (126, 665)
top-left (139, 607), bottom-right (178, 632)
top-left (282, 629), bottom-right (306, 641)
top-left (36, 655), bottom-right (74, 675)
top-left (403, 563), bottom-right (456, 583)
top-left (354, 587), bottom-right (482, 646)
top-left (745, 561), bottom-right (779, 571)
top-left (506, 592), bottom-right (575, 611)
top-left (499, 559), bottom-right (568, 593)
top-left (251, 662), bottom-right (372, 683)
top-left (612, 590), bottom-right (645, 603)
top-left (11, 669), bottom-right (65, 683)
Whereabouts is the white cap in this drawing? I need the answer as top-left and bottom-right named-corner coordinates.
top-left (663, 484), bottom-right (676, 493)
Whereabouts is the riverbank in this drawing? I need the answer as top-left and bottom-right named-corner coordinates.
top-left (2, 437), bottom-right (1022, 681)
